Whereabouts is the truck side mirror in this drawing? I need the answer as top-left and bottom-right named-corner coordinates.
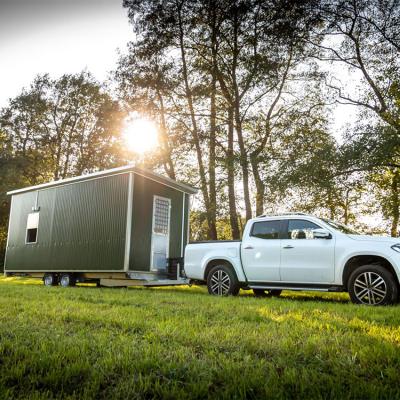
top-left (313, 228), bottom-right (332, 239)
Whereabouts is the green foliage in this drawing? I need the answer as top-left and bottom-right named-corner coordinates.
top-left (0, 130), bottom-right (34, 268)
top-left (190, 211), bottom-right (239, 241)
top-left (189, 210), bottom-right (209, 241)
top-left (0, 72), bottom-right (126, 182)
top-left (320, 0), bottom-right (400, 131)
top-left (341, 124), bottom-right (400, 174)
top-left (120, 0), bottom-right (324, 234)
top-left (0, 73), bottom-right (129, 263)
top-left (339, 123), bottom-right (400, 234)
top-left (2, 0), bottom-right (400, 247)
top-left (1, 278), bottom-right (400, 399)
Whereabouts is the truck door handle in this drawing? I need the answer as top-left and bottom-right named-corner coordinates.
top-left (283, 245), bottom-right (294, 249)
top-left (243, 245), bottom-right (254, 250)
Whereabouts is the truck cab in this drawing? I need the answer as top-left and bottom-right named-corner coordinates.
top-left (184, 213), bottom-right (400, 305)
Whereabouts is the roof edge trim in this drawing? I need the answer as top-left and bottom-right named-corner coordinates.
top-left (7, 165), bottom-right (198, 195)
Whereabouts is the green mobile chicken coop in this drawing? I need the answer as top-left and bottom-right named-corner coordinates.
top-left (4, 165), bottom-right (197, 287)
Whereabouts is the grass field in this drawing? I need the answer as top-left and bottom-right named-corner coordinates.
top-left (0, 277), bottom-right (399, 399)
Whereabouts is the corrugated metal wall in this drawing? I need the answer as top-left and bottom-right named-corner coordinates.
top-left (129, 174), bottom-right (186, 272)
top-left (5, 174), bottom-right (129, 271)
top-left (182, 193), bottom-right (190, 251)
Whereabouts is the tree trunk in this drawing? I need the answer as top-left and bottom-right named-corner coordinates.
top-left (343, 188), bottom-right (351, 225)
top-left (177, 2), bottom-right (216, 239)
top-left (238, 213), bottom-right (244, 236)
top-left (390, 169), bottom-right (399, 237)
top-left (234, 101), bottom-right (252, 221)
top-left (232, 11), bottom-right (252, 221)
top-left (327, 190), bottom-right (335, 220)
top-left (54, 138), bottom-right (62, 180)
top-left (227, 107), bottom-right (240, 239)
top-left (157, 91), bottom-right (176, 180)
top-left (250, 153), bottom-right (265, 216)
top-left (208, 73), bottom-right (218, 239)
top-left (207, 3), bottom-right (218, 240)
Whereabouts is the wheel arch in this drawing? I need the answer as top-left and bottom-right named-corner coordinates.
top-left (342, 255), bottom-right (399, 290)
top-left (204, 259), bottom-right (239, 282)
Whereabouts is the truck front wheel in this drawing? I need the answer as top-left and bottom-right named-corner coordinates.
top-left (348, 264), bottom-right (398, 305)
top-left (207, 264), bottom-right (240, 296)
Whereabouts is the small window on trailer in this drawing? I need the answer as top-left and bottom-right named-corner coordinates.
top-left (153, 197), bottom-right (170, 235)
top-left (26, 212), bottom-right (39, 244)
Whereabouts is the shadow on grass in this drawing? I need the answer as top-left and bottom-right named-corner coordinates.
top-left (239, 288), bottom-right (350, 304)
top-left (280, 292), bottom-right (350, 304)
top-left (6, 277), bottom-right (399, 307)
top-left (140, 286), bottom-right (352, 305)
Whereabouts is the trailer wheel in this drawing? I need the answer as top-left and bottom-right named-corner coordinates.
top-left (59, 273), bottom-right (76, 288)
top-left (43, 273), bottom-right (58, 286)
top-left (207, 264), bottom-right (240, 296)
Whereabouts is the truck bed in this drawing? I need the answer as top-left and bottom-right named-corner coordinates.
top-left (184, 240), bottom-right (243, 281)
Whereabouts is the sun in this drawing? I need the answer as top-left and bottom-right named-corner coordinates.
top-left (123, 115), bottom-right (159, 154)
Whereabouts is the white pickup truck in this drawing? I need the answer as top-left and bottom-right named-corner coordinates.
top-left (184, 213), bottom-right (400, 305)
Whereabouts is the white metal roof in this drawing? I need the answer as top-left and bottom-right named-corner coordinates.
top-left (7, 165), bottom-right (198, 195)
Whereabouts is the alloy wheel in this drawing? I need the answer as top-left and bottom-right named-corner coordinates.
top-left (210, 270), bottom-right (231, 295)
top-left (354, 271), bottom-right (387, 305)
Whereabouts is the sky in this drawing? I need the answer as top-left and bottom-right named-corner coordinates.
top-left (0, 0), bottom-right (132, 106)
top-left (0, 0), bottom-right (358, 140)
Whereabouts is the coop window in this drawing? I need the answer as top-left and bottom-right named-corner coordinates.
top-left (26, 212), bottom-right (39, 244)
top-left (153, 197), bottom-right (170, 235)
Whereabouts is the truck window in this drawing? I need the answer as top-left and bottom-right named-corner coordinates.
top-left (287, 219), bottom-right (321, 240)
top-left (251, 220), bottom-right (281, 239)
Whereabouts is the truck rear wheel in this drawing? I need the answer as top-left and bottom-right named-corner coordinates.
top-left (348, 264), bottom-right (398, 305)
top-left (253, 289), bottom-right (282, 297)
top-left (59, 273), bottom-right (76, 288)
top-left (207, 264), bottom-right (240, 296)
top-left (43, 273), bottom-right (58, 286)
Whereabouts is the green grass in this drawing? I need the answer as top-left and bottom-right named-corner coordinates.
top-left (0, 277), bottom-right (399, 399)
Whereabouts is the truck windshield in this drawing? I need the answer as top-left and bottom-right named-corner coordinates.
top-left (320, 218), bottom-right (360, 235)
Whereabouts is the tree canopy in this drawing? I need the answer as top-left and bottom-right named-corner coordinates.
top-left (1, 0), bottom-right (400, 265)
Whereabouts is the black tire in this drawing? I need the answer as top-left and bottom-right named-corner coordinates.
top-left (207, 264), bottom-right (240, 296)
top-left (59, 273), bottom-right (76, 288)
top-left (253, 289), bottom-right (282, 297)
top-left (348, 264), bottom-right (398, 306)
top-left (43, 273), bottom-right (58, 286)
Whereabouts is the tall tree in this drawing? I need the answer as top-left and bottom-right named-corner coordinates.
top-left (122, 0), bottom-right (321, 235)
top-left (1, 72), bottom-right (125, 181)
top-left (316, 0), bottom-right (400, 133)
top-left (122, 0), bottom-right (223, 238)
top-left (208, 0), bottom-right (321, 218)
top-left (0, 73), bottom-right (127, 265)
top-left (115, 42), bottom-right (177, 179)
top-left (369, 168), bottom-right (400, 236)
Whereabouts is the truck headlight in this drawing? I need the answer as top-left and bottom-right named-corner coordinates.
top-left (391, 244), bottom-right (400, 253)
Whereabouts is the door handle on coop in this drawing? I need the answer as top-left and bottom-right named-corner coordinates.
top-left (283, 245), bottom-right (294, 249)
top-left (243, 245), bottom-right (254, 250)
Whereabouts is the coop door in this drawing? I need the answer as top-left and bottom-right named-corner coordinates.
top-left (151, 196), bottom-right (171, 271)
